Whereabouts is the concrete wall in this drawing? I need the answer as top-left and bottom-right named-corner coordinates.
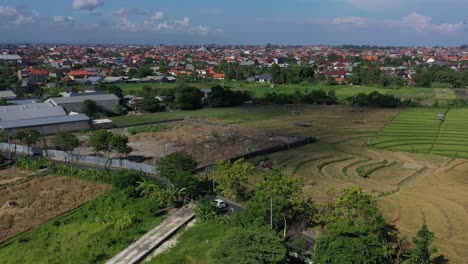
top-left (5, 120), bottom-right (90, 136)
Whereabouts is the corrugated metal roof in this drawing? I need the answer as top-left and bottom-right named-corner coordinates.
top-left (0, 54), bottom-right (21, 60)
top-left (0, 90), bottom-right (16, 99)
top-left (0, 102), bottom-right (54, 111)
top-left (47, 94), bottom-right (119, 104)
top-left (0, 114), bottom-right (90, 129)
top-left (0, 106), bottom-right (66, 121)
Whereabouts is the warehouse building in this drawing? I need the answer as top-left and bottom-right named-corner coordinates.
top-left (0, 114), bottom-right (90, 136)
top-left (0, 102), bottom-right (91, 135)
top-left (46, 94), bottom-right (120, 113)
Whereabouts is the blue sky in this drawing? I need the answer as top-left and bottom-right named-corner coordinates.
top-left (0, 0), bottom-right (467, 45)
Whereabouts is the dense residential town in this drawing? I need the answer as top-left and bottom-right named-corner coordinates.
top-left (1, 1), bottom-right (468, 263)
top-left (1, 44), bottom-right (467, 89)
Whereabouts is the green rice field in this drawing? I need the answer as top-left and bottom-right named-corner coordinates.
top-left (370, 108), bottom-right (468, 158)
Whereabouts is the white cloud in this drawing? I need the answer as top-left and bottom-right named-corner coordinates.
top-left (144, 14), bottom-right (191, 32)
top-left (116, 18), bottom-right (142, 32)
top-left (326, 12), bottom-right (466, 34)
top-left (53, 16), bottom-right (74, 25)
top-left (150, 11), bottom-right (165, 21)
top-left (0, 6), bottom-right (38, 25)
top-left (189, 25), bottom-right (209, 35)
top-left (331, 16), bottom-right (368, 27)
top-left (0, 6), bottom-right (17, 17)
top-left (72, 0), bottom-right (104, 11)
top-left (114, 7), bottom-right (146, 17)
top-left (174, 17), bottom-right (190, 26)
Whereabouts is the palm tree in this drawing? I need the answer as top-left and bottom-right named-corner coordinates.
top-left (136, 178), bottom-right (159, 198)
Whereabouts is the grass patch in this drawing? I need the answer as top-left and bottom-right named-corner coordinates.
top-left (111, 105), bottom-right (289, 127)
top-left (146, 221), bottom-right (232, 264)
top-left (127, 124), bottom-right (169, 135)
top-left (0, 187), bottom-right (165, 264)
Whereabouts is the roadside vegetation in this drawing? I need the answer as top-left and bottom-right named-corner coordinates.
top-left (0, 157), bottom-right (183, 264)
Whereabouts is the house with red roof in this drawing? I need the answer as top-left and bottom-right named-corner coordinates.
top-left (17, 67), bottom-right (49, 82)
top-left (67, 69), bottom-right (92, 80)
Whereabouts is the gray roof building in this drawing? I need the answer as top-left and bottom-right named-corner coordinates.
top-left (0, 114), bottom-right (89, 130)
top-left (0, 104), bottom-right (66, 121)
top-left (47, 94), bottom-right (119, 105)
top-left (0, 90), bottom-right (17, 100)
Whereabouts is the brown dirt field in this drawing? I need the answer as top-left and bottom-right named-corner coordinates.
top-left (75, 120), bottom-right (294, 167)
top-left (0, 169), bottom-right (110, 243)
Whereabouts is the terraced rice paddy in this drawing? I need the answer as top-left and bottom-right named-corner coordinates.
top-left (235, 105), bottom-right (467, 263)
top-left (370, 108), bottom-right (468, 159)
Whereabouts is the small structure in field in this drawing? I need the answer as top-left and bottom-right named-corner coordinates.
top-left (437, 114), bottom-right (445, 121)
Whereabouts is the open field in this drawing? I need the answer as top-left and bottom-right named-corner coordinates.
top-left (215, 105), bottom-right (465, 263)
top-left (380, 159), bottom-right (468, 263)
top-left (76, 120), bottom-right (296, 167)
top-left (115, 81), bottom-right (440, 102)
top-left (110, 104), bottom-right (290, 127)
top-left (370, 108), bottom-right (468, 159)
top-left (0, 168), bottom-right (110, 244)
top-left (0, 171), bottom-right (165, 264)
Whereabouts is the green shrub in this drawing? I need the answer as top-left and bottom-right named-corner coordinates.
top-left (127, 124), bottom-right (169, 135)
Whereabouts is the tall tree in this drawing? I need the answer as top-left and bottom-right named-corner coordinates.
top-left (51, 132), bottom-right (80, 152)
top-left (408, 225), bottom-right (437, 264)
top-left (209, 227), bottom-right (287, 264)
top-left (89, 130), bottom-right (132, 166)
top-left (82, 99), bottom-right (98, 118)
top-left (212, 159), bottom-right (255, 201)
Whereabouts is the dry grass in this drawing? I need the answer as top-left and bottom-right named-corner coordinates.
top-left (236, 105), bottom-right (467, 262)
top-left (380, 159), bottom-right (468, 263)
top-left (0, 168), bottom-right (110, 244)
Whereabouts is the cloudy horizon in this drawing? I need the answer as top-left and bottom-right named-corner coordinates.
top-left (0, 0), bottom-right (467, 46)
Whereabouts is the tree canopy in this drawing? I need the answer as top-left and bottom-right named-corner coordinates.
top-left (209, 227), bottom-right (287, 264)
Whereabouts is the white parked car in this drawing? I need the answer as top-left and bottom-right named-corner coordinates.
top-left (212, 198), bottom-right (227, 209)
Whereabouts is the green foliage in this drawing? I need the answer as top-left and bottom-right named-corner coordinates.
top-left (0, 98), bottom-right (7, 106)
top-left (209, 227), bottom-right (287, 264)
top-left (261, 89), bottom-right (338, 105)
top-left (147, 222), bottom-right (232, 264)
top-left (0, 187), bottom-right (163, 264)
top-left (136, 179), bottom-right (186, 209)
top-left (408, 225), bottom-right (437, 264)
top-left (158, 151), bottom-right (198, 194)
top-left (195, 196), bottom-right (229, 223)
top-left (127, 124), bottom-right (168, 135)
top-left (232, 170), bottom-right (308, 231)
top-left (319, 188), bottom-right (387, 232)
top-left (106, 85), bottom-right (123, 99)
top-left (82, 99), bottom-right (98, 118)
top-left (51, 132), bottom-right (80, 152)
top-left (213, 159), bottom-right (255, 201)
top-left (136, 97), bottom-right (165, 113)
top-left (89, 130), bottom-right (132, 162)
top-left (347, 91), bottom-right (401, 108)
top-left (159, 151), bottom-right (198, 177)
top-left (208, 86), bottom-right (251, 107)
top-left (313, 221), bottom-right (392, 264)
top-left (314, 188), bottom-right (395, 263)
top-left (174, 85), bottom-right (204, 110)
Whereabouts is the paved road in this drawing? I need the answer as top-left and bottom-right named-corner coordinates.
top-left (106, 207), bottom-right (195, 264)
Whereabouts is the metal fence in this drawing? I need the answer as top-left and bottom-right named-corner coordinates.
top-left (0, 143), bottom-right (159, 175)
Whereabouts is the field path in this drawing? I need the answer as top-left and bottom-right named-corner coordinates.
top-left (106, 207), bottom-right (195, 264)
